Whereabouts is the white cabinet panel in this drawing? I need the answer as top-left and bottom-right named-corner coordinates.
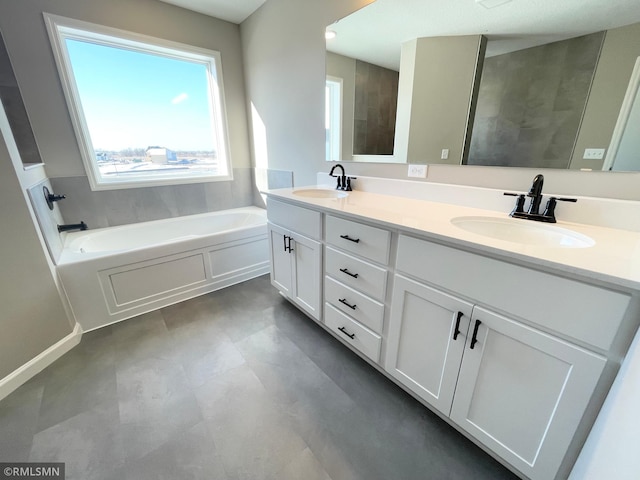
top-left (267, 221), bottom-right (321, 320)
top-left (325, 303), bottom-right (382, 362)
top-left (325, 246), bottom-right (387, 301)
top-left (450, 307), bottom-right (606, 480)
top-left (324, 276), bottom-right (384, 333)
top-left (386, 275), bottom-right (473, 416)
top-left (396, 234), bottom-right (630, 350)
top-left (267, 198), bottom-right (321, 240)
top-left (268, 223), bottom-right (292, 296)
top-left (325, 214), bottom-right (390, 264)
top-left (292, 233), bottom-right (322, 319)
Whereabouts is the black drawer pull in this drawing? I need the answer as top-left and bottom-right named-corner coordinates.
top-left (340, 234), bottom-right (360, 243)
top-left (339, 268), bottom-right (359, 278)
top-left (453, 311), bottom-right (463, 341)
top-left (283, 234), bottom-right (287, 252)
top-left (286, 236), bottom-right (293, 252)
top-left (470, 320), bottom-right (482, 349)
top-left (339, 298), bottom-right (357, 310)
top-left (338, 326), bottom-right (355, 339)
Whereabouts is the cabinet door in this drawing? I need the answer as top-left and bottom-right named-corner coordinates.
top-left (268, 223), bottom-right (292, 296)
top-left (385, 275), bottom-right (473, 416)
top-left (290, 232), bottom-right (322, 320)
top-left (450, 307), bottom-right (606, 480)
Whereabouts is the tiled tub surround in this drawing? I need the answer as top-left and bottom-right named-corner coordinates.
top-left (265, 179), bottom-right (640, 480)
top-left (50, 168), bottom-right (256, 230)
top-left (57, 207), bottom-right (269, 332)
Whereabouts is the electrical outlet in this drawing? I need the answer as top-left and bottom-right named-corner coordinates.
top-left (583, 148), bottom-right (605, 160)
top-left (408, 164), bottom-right (427, 178)
top-left (441, 149), bottom-right (449, 160)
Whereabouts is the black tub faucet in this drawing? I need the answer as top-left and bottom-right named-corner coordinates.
top-left (58, 221), bottom-right (88, 233)
top-left (329, 164), bottom-right (356, 191)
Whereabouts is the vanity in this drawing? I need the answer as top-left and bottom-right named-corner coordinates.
top-left (265, 179), bottom-right (640, 480)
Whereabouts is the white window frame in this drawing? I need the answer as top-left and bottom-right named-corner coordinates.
top-left (44, 13), bottom-right (233, 190)
top-left (325, 76), bottom-right (343, 162)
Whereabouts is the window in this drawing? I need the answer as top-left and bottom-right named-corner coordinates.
top-left (44, 14), bottom-right (232, 190)
top-left (325, 76), bottom-right (342, 161)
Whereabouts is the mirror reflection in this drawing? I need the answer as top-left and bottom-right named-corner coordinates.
top-left (325, 1), bottom-right (640, 171)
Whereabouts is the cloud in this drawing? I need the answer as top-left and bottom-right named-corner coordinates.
top-left (171, 93), bottom-right (188, 105)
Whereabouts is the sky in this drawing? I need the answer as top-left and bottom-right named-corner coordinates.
top-left (65, 39), bottom-right (218, 152)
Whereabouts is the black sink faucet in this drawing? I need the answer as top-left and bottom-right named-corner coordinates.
top-left (527, 174), bottom-right (544, 215)
top-left (504, 174), bottom-right (577, 223)
top-left (329, 164), bottom-right (356, 191)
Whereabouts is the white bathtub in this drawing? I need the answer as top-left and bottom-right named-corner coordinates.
top-left (57, 207), bottom-right (269, 331)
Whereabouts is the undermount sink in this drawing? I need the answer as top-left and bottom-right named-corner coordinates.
top-left (451, 216), bottom-right (595, 248)
top-left (292, 189), bottom-right (348, 199)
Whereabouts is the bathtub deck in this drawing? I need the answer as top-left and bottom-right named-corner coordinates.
top-left (57, 207), bottom-right (268, 331)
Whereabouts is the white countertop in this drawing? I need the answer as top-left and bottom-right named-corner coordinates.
top-left (266, 186), bottom-right (640, 291)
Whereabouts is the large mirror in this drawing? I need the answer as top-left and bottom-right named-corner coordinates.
top-left (325, 0), bottom-right (640, 171)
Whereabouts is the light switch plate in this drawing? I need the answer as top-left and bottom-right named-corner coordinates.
top-left (408, 164), bottom-right (427, 178)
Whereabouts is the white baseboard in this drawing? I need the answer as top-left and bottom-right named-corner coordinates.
top-left (0, 323), bottom-right (83, 402)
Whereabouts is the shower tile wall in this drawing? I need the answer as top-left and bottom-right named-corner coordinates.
top-left (353, 60), bottom-right (399, 155)
top-left (253, 168), bottom-right (293, 207)
top-left (50, 167), bottom-right (256, 229)
top-left (468, 32), bottom-right (604, 168)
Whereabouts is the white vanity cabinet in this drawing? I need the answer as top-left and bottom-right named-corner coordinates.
top-left (450, 307), bottom-right (606, 480)
top-left (267, 199), bottom-right (322, 320)
top-left (265, 190), bottom-right (638, 480)
top-left (387, 234), bottom-right (619, 480)
top-left (323, 214), bottom-right (391, 362)
top-left (385, 275), bottom-right (473, 416)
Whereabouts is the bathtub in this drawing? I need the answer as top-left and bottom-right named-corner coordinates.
top-left (57, 207), bottom-right (269, 331)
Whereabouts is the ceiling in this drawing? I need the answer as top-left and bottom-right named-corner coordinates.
top-left (158, 0), bottom-right (266, 23)
top-left (156, 0), bottom-right (640, 70)
top-left (326, 0), bottom-right (640, 70)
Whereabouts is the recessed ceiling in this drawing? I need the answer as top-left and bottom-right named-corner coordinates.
top-left (326, 0), bottom-right (640, 70)
top-left (158, 0), bottom-right (266, 23)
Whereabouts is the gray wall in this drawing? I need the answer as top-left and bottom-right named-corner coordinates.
top-left (241, 0), bottom-right (375, 187)
top-left (353, 59), bottom-right (398, 155)
top-left (0, 0), bottom-right (255, 229)
top-left (325, 52), bottom-right (355, 161)
top-left (469, 32), bottom-right (604, 169)
top-left (0, 32), bottom-right (43, 167)
top-left (572, 22), bottom-right (640, 170)
top-left (0, 110), bottom-right (72, 380)
top-left (397, 36), bottom-right (486, 166)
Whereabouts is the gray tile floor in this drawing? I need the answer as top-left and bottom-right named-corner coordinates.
top-left (0, 275), bottom-right (518, 480)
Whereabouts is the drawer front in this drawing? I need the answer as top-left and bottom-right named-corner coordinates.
top-left (326, 215), bottom-right (390, 264)
top-left (325, 303), bottom-right (382, 362)
top-left (325, 276), bottom-right (384, 333)
top-left (396, 234), bottom-right (630, 350)
top-left (267, 198), bottom-right (321, 240)
top-left (325, 246), bottom-right (387, 301)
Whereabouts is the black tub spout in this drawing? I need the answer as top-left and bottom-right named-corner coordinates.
top-left (58, 221), bottom-right (88, 233)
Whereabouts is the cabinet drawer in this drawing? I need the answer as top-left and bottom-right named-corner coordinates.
top-left (326, 246), bottom-right (387, 301)
top-left (325, 276), bottom-right (384, 333)
top-left (325, 303), bottom-right (382, 362)
top-left (326, 215), bottom-right (390, 264)
top-left (396, 235), bottom-right (630, 350)
top-left (267, 198), bottom-right (321, 240)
